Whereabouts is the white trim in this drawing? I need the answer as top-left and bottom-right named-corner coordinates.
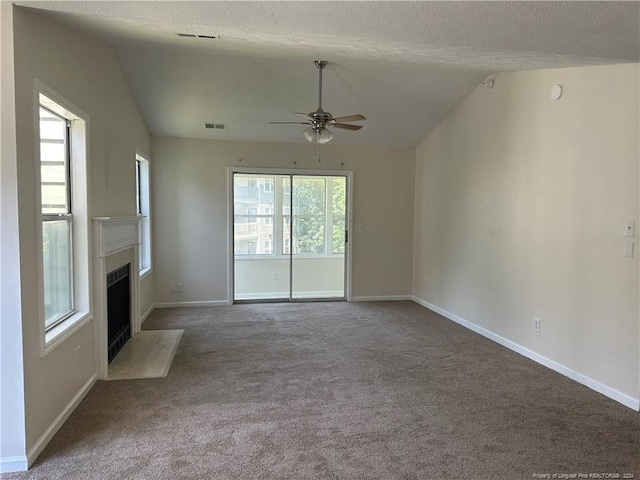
top-left (235, 291), bottom-right (344, 300)
top-left (93, 217), bottom-right (141, 379)
top-left (26, 373), bottom-right (96, 468)
top-left (35, 80), bottom-right (93, 358)
top-left (411, 296), bottom-right (640, 411)
top-left (0, 456), bottom-right (29, 474)
top-left (351, 295), bottom-right (413, 302)
top-left (155, 301), bottom-right (229, 308)
top-left (140, 303), bottom-right (155, 324)
top-left (43, 312), bottom-right (93, 356)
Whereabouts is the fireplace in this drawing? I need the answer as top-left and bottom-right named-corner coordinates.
top-left (107, 263), bottom-right (131, 363)
top-left (94, 216), bottom-right (141, 379)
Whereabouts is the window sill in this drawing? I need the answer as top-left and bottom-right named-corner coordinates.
top-left (139, 267), bottom-right (152, 280)
top-left (42, 310), bottom-right (92, 357)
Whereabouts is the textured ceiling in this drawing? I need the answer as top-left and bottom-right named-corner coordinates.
top-left (16, 1), bottom-right (640, 147)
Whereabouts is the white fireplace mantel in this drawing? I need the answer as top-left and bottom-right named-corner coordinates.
top-left (93, 216), bottom-right (141, 379)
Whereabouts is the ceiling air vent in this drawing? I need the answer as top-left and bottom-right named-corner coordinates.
top-left (204, 123), bottom-right (226, 130)
top-left (176, 33), bottom-right (218, 40)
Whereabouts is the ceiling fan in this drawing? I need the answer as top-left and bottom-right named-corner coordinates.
top-left (269, 60), bottom-right (366, 144)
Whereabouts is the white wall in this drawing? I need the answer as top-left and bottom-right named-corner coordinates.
top-left (152, 137), bottom-right (415, 304)
top-left (0, 3), bottom-right (28, 470)
top-left (235, 257), bottom-right (345, 299)
top-left (8, 6), bottom-right (151, 464)
top-left (413, 64), bottom-right (640, 406)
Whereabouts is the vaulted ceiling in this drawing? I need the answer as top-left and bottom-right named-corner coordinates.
top-left (16, 1), bottom-right (640, 147)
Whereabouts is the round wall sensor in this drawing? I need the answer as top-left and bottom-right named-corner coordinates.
top-left (550, 84), bottom-right (562, 100)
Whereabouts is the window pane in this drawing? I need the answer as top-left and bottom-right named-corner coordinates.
top-left (332, 177), bottom-right (346, 214)
top-left (293, 217), bottom-right (325, 254)
top-left (234, 175), bottom-right (274, 214)
top-left (333, 216), bottom-right (346, 254)
top-left (293, 178), bottom-right (325, 215)
top-left (282, 177), bottom-right (291, 215)
top-left (42, 220), bottom-right (73, 327)
top-left (40, 107), bottom-right (69, 215)
top-left (41, 184), bottom-right (68, 214)
top-left (234, 216), bottom-right (274, 255)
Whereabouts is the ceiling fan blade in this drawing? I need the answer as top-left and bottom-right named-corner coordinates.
top-left (332, 114), bottom-right (366, 123)
top-left (332, 123), bottom-right (363, 130)
top-left (269, 122), bottom-right (310, 125)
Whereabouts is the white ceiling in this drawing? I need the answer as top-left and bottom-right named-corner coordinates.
top-left (16, 1), bottom-right (640, 147)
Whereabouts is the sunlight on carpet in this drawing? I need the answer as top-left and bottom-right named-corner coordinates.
top-left (106, 330), bottom-right (183, 380)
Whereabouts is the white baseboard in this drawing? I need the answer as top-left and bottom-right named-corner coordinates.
top-left (140, 303), bottom-right (155, 324)
top-left (351, 295), bottom-right (413, 302)
top-left (411, 296), bottom-right (639, 411)
top-left (0, 456), bottom-right (29, 474)
top-left (26, 373), bottom-right (97, 468)
top-left (154, 300), bottom-right (229, 308)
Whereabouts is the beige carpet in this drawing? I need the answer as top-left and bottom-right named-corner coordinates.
top-left (4, 301), bottom-right (639, 479)
top-left (107, 330), bottom-right (183, 380)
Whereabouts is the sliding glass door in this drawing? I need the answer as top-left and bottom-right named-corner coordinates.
top-left (233, 173), bottom-right (347, 302)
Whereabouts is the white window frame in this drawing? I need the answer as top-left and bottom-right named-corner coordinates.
top-left (35, 81), bottom-right (91, 356)
top-left (135, 151), bottom-right (152, 278)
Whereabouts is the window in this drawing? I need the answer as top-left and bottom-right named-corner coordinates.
top-left (39, 107), bottom-right (73, 329)
top-left (37, 84), bottom-right (90, 353)
top-left (234, 174), bottom-right (346, 257)
top-left (135, 153), bottom-right (151, 275)
top-left (260, 178), bottom-right (274, 193)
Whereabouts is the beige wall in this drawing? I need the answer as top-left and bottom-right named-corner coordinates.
top-left (414, 64), bottom-right (640, 402)
top-left (11, 7), bottom-right (151, 454)
top-left (1, 2), bottom-right (28, 465)
top-left (152, 137), bottom-right (415, 304)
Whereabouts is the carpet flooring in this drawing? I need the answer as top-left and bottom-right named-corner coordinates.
top-left (4, 301), bottom-right (639, 479)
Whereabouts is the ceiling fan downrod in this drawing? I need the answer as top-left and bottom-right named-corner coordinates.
top-left (315, 60), bottom-right (327, 111)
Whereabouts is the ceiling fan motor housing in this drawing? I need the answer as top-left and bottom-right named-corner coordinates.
top-left (311, 109), bottom-right (332, 128)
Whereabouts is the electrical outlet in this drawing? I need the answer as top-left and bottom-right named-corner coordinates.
top-left (625, 221), bottom-right (635, 237)
top-left (355, 225), bottom-right (364, 233)
top-left (176, 282), bottom-right (184, 292)
top-left (272, 272), bottom-right (278, 279)
top-left (533, 318), bottom-right (540, 333)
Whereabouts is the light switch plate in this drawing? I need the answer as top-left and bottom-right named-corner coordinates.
top-left (624, 241), bottom-right (634, 258)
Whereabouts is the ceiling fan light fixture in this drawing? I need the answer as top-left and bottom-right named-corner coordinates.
top-left (304, 126), bottom-right (334, 144)
top-left (317, 128), bottom-right (333, 144)
top-left (304, 126), bottom-right (316, 143)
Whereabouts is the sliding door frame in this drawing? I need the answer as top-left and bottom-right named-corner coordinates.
top-left (227, 167), bottom-right (353, 305)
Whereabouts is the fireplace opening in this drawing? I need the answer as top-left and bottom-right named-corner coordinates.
top-left (107, 263), bottom-right (131, 363)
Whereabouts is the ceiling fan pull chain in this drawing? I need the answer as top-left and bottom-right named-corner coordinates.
top-left (314, 140), bottom-right (320, 162)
